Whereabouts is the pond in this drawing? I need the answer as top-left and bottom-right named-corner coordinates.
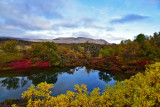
top-left (0, 67), bottom-right (129, 103)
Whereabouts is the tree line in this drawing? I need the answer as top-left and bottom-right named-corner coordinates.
top-left (0, 32), bottom-right (160, 73)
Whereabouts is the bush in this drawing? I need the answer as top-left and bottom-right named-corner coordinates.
top-left (35, 61), bottom-right (51, 67)
top-left (8, 59), bottom-right (32, 69)
top-left (125, 59), bottom-right (149, 71)
top-left (100, 45), bottom-right (114, 57)
top-left (21, 62), bottom-right (160, 107)
top-left (28, 42), bottom-right (60, 65)
top-left (0, 52), bottom-right (23, 64)
top-left (0, 63), bottom-right (4, 68)
top-left (1, 40), bottom-right (18, 53)
top-left (90, 56), bottom-right (122, 72)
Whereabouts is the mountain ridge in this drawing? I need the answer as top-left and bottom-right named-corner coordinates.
top-left (0, 36), bottom-right (108, 44)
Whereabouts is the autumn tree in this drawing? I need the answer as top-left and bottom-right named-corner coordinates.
top-left (85, 41), bottom-right (89, 43)
top-left (1, 40), bottom-right (18, 53)
top-left (29, 42), bottom-right (60, 65)
top-left (121, 40), bottom-right (140, 61)
top-left (42, 42), bottom-right (58, 51)
top-left (134, 33), bottom-right (146, 43)
top-left (150, 32), bottom-right (160, 46)
top-left (58, 46), bottom-right (76, 65)
top-left (86, 50), bottom-right (92, 59)
top-left (99, 45), bottom-right (114, 57)
top-left (77, 46), bottom-right (85, 58)
top-left (139, 36), bottom-right (160, 61)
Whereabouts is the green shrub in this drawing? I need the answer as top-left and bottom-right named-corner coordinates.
top-left (28, 42), bottom-right (60, 65)
top-left (100, 45), bottom-right (114, 57)
top-left (1, 40), bottom-right (18, 53)
top-left (0, 52), bottom-right (23, 64)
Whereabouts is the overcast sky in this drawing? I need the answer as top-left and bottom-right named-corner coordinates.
top-left (0, 0), bottom-right (160, 43)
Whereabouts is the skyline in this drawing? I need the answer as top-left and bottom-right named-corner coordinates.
top-left (0, 0), bottom-right (160, 43)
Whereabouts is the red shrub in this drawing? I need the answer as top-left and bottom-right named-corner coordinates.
top-left (109, 65), bottom-right (121, 72)
top-left (129, 60), bottom-right (149, 68)
top-left (35, 61), bottom-right (51, 67)
top-left (73, 58), bottom-right (88, 66)
top-left (90, 59), bottom-right (102, 66)
top-left (89, 56), bottom-right (122, 72)
top-left (125, 59), bottom-right (149, 71)
top-left (0, 63), bottom-right (4, 68)
top-left (8, 59), bottom-right (32, 69)
top-left (132, 60), bottom-right (149, 66)
top-left (82, 59), bottom-right (87, 63)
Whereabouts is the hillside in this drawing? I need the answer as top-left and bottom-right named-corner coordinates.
top-left (26, 37), bottom-right (108, 44)
top-left (0, 37), bottom-right (108, 44)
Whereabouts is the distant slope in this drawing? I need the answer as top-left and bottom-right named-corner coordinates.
top-left (26, 37), bottom-right (108, 44)
top-left (52, 37), bottom-right (108, 44)
top-left (0, 37), bottom-right (108, 44)
top-left (0, 37), bottom-right (34, 45)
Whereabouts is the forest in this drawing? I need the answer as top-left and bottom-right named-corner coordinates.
top-left (1, 32), bottom-right (160, 106)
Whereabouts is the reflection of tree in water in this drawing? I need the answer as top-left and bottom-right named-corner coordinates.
top-left (112, 73), bottom-right (128, 81)
top-left (68, 67), bottom-right (92, 74)
top-left (27, 73), bottom-right (58, 85)
top-left (86, 68), bottom-right (92, 74)
top-left (0, 77), bottom-right (28, 90)
top-left (27, 67), bottom-right (96, 85)
top-left (75, 67), bottom-right (94, 74)
top-left (98, 69), bottom-right (129, 82)
top-left (99, 72), bottom-right (112, 83)
top-left (67, 69), bottom-right (75, 75)
top-left (0, 67), bottom-right (129, 90)
top-left (26, 67), bottom-right (73, 85)
top-left (21, 78), bottom-right (28, 87)
top-left (103, 71), bottom-right (128, 82)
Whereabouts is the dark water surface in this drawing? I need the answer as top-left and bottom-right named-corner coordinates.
top-left (0, 67), bottom-right (128, 103)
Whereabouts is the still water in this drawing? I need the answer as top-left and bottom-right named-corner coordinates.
top-left (0, 67), bottom-right (128, 102)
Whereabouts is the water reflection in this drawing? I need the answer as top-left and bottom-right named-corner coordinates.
top-left (0, 66), bottom-right (128, 102)
top-left (28, 73), bottom-right (58, 85)
top-left (99, 72), bottom-right (112, 83)
top-left (1, 77), bottom-right (28, 90)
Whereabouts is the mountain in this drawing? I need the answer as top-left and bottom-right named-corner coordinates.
top-left (0, 37), bottom-right (34, 45)
top-left (52, 37), bottom-right (108, 44)
top-left (0, 37), bottom-right (108, 44)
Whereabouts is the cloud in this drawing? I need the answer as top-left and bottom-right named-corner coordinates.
top-left (5, 16), bottom-right (53, 30)
top-left (22, 33), bottom-right (53, 39)
top-left (105, 34), bottom-right (126, 42)
top-left (79, 17), bottom-right (102, 29)
top-left (79, 17), bottom-right (115, 31)
top-left (83, 23), bottom-right (104, 29)
top-left (80, 18), bottom-right (96, 24)
top-left (110, 14), bottom-right (149, 24)
top-left (54, 21), bottom-right (79, 29)
top-left (0, 0), bottom-right (67, 30)
top-left (0, 22), bottom-right (25, 37)
top-left (144, 0), bottom-right (160, 6)
top-left (72, 31), bottom-right (93, 38)
top-left (106, 27), bottom-right (115, 31)
top-left (83, 23), bottom-right (115, 32)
